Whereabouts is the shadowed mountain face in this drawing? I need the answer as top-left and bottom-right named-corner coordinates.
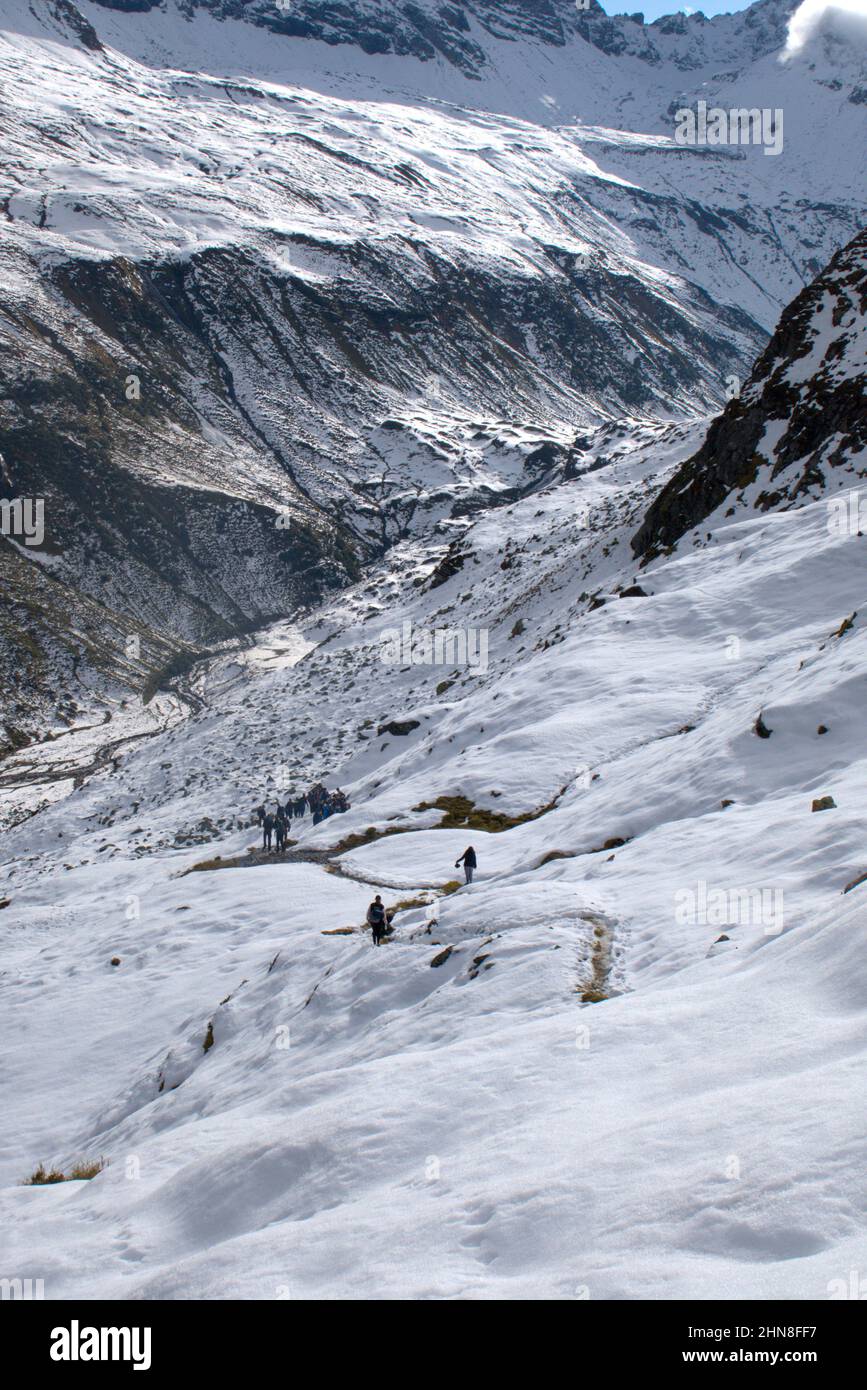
top-left (632, 227), bottom-right (867, 559)
top-left (0, 0), bottom-right (864, 744)
top-left (86, 0), bottom-right (797, 75)
top-left (0, 190), bottom-right (758, 745)
top-left (0, 244), bottom-right (364, 750)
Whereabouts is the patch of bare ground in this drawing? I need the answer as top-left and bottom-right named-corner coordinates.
top-left (577, 913), bottom-right (614, 1004)
top-left (412, 791), bottom-right (565, 833)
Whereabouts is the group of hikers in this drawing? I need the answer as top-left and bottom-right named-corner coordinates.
top-left (306, 782), bottom-right (350, 822)
top-left (365, 846), bottom-right (477, 948)
top-left (253, 778), bottom-right (479, 942)
top-left (253, 782), bottom-right (351, 851)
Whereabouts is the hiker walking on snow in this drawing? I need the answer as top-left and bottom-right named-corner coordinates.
top-left (367, 894), bottom-right (387, 946)
top-left (455, 845), bottom-right (477, 884)
top-left (275, 811), bottom-right (287, 852)
top-left (263, 812), bottom-right (275, 852)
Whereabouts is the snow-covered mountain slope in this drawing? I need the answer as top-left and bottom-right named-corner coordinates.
top-left (0, 241), bottom-right (865, 1299)
top-left (634, 225), bottom-right (867, 555)
top-left (1, 0), bottom-right (864, 744)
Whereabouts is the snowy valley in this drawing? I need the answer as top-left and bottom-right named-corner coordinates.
top-left (0, 0), bottom-right (865, 1305)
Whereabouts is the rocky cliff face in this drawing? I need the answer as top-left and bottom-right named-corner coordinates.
top-left (632, 228), bottom-right (867, 559)
top-left (88, 0), bottom-right (598, 74)
top-left (85, 0), bottom-right (797, 77)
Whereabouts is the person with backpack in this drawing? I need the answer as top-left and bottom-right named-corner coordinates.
top-left (254, 802), bottom-right (266, 826)
top-left (367, 895), bottom-right (387, 946)
top-left (263, 812), bottom-right (275, 852)
top-left (455, 845), bottom-right (477, 884)
top-left (274, 811), bottom-right (287, 852)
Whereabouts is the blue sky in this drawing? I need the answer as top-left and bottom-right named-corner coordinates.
top-left (604, 0), bottom-right (755, 18)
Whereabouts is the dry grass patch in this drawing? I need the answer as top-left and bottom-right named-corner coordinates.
top-left (24, 1158), bottom-right (107, 1185)
top-left (329, 825), bottom-right (413, 855)
top-left (390, 895), bottom-right (430, 915)
top-left (412, 792), bottom-right (563, 834)
top-left (184, 852), bottom-right (236, 874)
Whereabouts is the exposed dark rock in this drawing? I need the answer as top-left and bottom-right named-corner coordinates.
top-left (51, 0), bottom-right (104, 48)
top-left (90, 0), bottom-right (160, 9)
top-left (632, 228), bottom-right (867, 559)
top-left (430, 945), bottom-right (453, 968)
top-left (843, 870), bottom-right (867, 894)
top-left (427, 544), bottom-right (468, 590)
top-left (85, 0), bottom-right (796, 78)
top-left (590, 836), bottom-right (627, 853)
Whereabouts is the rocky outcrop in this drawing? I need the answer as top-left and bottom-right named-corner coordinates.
top-left (86, 0), bottom-right (797, 76)
top-left (632, 228), bottom-right (867, 559)
top-left (377, 719), bottom-right (420, 737)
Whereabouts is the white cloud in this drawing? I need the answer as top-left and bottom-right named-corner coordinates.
top-left (782, 0), bottom-right (867, 60)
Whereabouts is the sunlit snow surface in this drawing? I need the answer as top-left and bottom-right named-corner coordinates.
top-left (1, 410), bottom-right (865, 1299)
top-left (0, 0), bottom-right (864, 336)
top-left (0, 0), bottom-right (865, 1301)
